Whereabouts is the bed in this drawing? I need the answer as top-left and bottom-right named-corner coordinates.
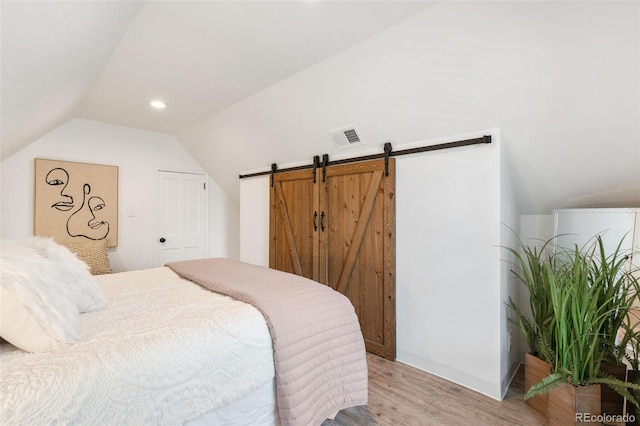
top-left (0, 238), bottom-right (368, 425)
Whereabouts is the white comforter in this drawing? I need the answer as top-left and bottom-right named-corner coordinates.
top-left (0, 267), bottom-right (275, 425)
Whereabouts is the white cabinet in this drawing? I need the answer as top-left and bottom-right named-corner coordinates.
top-left (553, 208), bottom-right (639, 269)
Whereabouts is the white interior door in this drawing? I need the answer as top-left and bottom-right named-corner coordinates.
top-left (157, 171), bottom-right (207, 266)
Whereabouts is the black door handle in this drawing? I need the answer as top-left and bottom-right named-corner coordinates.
top-left (320, 211), bottom-right (325, 232)
top-left (313, 211), bottom-right (318, 232)
top-left (159, 238), bottom-right (166, 243)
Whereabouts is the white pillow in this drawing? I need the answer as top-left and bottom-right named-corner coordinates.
top-left (29, 237), bottom-right (107, 313)
top-left (0, 242), bottom-right (79, 352)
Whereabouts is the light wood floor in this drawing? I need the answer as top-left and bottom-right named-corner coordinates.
top-left (323, 353), bottom-right (546, 426)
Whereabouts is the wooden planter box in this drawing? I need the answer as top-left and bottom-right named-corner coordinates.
top-left (599, 362), bottom-right (626, 417)
top-left (525, 353), bottom-right (550, 417)
top-left (627, 370), bottom-right (640, 426)
top-left (548, 382), bottom-right (601, 426)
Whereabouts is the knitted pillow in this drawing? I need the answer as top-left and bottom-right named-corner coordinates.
top-left (63, 239), bottom-right (112, 275)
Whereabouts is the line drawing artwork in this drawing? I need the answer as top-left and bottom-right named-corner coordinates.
top-left (35, 159), bottom-right (118, 247)
top-left (45, 168), bottom-right (110, 240)
top-left (68, 184), bottom-right (109, 240)
top-left (45, 167), bottom-right (75, 212)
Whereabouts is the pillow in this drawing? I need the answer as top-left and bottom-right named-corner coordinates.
top-left (62, 239), bottom-right (112, 275)
top-left (30, 237), bottom-right (107, 313)
top-left (0, 241), bottom-right (79, 353)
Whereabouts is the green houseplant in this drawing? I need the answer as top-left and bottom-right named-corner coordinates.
top-left (505, 235), bottom-right (558, 416)
top-left (624, 320), bottom-right (640, 372)
top-left (507, 232), bottom-right (640, 424)
top-left (505, 236), bottom-right (557, 363)
top-left (590, 236), bottom-right (639, 416)
top-left (623, 318), bottom-right (640, 425)
top-left (592, 236), bottom-right (638, 365)
top-left (523, 239), bottom-right (640, 425)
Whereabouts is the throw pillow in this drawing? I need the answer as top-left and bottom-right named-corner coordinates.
top-left (0, 241), bottom-right (79, 352)
top-left (63, 239), bottom-right (112, 275)
top-left (30, 237), bottom-right (107, 313)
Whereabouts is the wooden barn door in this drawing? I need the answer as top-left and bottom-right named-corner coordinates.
top-left (269, 159), bottom-right (396, 359)
top-left (319, 159), bottom-right (395, 359)
top-left (269, 169), bottom-right (319, 281)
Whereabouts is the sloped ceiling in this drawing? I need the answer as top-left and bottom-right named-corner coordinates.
top-left (2, 1), bottom-right (639, 214)
top-left (76, 1), bottom-right (435, 134)
top-left (1, 0), bottom-right (433, 157)
top-left (176, 1), bottom-right (640, 214)
top-left (0, 1), bottom-right (144, 159)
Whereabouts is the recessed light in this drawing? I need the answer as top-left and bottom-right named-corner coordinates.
top-left (150, 100), bottom-right (166, 109)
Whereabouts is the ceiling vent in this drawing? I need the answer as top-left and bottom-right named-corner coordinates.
top-left (329, 125), bottom-right (365, 149)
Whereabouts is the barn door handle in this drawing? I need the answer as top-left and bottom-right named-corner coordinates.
top-left (320, 211), bottom-right (325, 232)
top-left (313, 211), bottom-right (318, 232)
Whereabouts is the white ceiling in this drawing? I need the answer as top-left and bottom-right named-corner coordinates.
top-left (2, 1), bottom-right (638, 215)
top-left (1, 0), bottom-right (433, 159)
top-left (1, 1), bottom-right (144, 159)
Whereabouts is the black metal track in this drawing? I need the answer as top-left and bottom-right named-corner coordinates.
top-left (238, 135), bottom-right (491, 179)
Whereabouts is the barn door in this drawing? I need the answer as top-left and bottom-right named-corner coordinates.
top-left (269, 169), bottom-right (319, 281)
top-left (319, 159), bottom-right (395, 359)
top-left (269, 159), bottom-right (396, 360)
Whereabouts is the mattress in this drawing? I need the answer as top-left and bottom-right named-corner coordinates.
top-left (0, 267), bottom-right (275, 425)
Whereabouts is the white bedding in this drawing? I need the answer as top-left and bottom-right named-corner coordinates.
top-left (187, 378), bottom-right (277, 426)
top-left (0, 267), bottom-right (275, 425)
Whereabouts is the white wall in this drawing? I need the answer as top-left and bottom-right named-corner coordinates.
top-left (499, 130), bottom-right (522, 397)
top-left (239, 176), bottom-right (270, 266)
top-left (207, 176), bottom-right (240, 261)
top-left (1, 119), bottom-right (239, 271)
top-left (178, 1), bottom-right (639, 215)
top-left (240, 129), bottom-right (512, 399)
top-left (520, 215), bottom-right (554, 246)
top-left (395, 130), bottom-right (504, 399)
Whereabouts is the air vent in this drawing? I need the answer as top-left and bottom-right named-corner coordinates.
top-left (329, 125), bottom-right (366, 149)
top-left (344, 129), bottom-right (360, 143)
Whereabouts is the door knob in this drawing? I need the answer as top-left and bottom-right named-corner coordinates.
top-left (159, 237), bottom-right (166, 243)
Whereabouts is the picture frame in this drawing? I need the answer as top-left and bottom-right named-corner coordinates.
top-left (34, 158), bottom-right (118, 247)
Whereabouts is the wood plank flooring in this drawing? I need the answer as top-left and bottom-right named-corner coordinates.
top-left (323, 353), bottom-right (546, 426)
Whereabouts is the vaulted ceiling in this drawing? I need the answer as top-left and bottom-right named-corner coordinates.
top-left (1, 0), bottom-right (433, 158)
top-left (2, 1), bottom-right (639, 214)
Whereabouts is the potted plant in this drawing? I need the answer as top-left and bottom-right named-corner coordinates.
top-left (525, 243), bottom-right (640, 426)
top-left (590, 236), bottom-right (639, 417)
top-left (623, 318), bottom-right (640, 425)
top-left (505, 235), bottom-right (557, 416)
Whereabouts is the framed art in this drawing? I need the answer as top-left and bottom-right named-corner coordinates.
top-left (34, 158), bottom-right (118, 247)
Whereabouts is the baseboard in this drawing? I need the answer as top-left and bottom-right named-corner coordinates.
top-left (501, 360), bottom-right (522, 399)
top-left (396, 350), bottom-right (503, 400)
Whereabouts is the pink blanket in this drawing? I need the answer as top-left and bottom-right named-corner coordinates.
top-left (166, 258), bottom-right (368, 426)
